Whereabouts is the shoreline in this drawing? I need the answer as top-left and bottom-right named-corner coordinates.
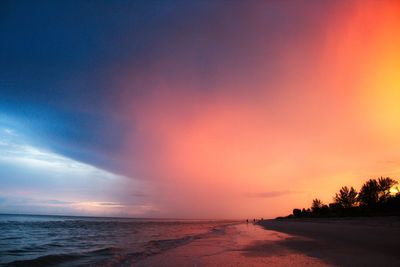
top-left (135, 223), bottom-right (329, 266)
top-left (136, 217), bottom-right (400, 266)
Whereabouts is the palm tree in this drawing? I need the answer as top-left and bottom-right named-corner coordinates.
top-left (334, 186), bottom-right (358, 208)
top-left (311, 198), bottom-right (323, 212)
top-left (377, 177), bottom-right (398, 202)
top-left (358, 179), bottom-right (379, 206)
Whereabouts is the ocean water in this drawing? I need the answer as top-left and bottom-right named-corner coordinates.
top-left (0, 214), bottom-right (234, 266)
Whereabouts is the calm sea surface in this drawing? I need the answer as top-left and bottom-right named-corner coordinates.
top-left (0, 214), bottom-right (233, 266)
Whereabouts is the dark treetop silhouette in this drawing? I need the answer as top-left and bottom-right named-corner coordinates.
top-left (280, 177), bottom-right (399, 219)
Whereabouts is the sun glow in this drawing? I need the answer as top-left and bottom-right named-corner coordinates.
top-left (389, 186), bottom-right (399, 195)
top-left (2, 1), bottom-right (400, 219)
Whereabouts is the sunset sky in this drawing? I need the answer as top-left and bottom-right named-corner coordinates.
top-left (1, 1), bottom-right (400, 219)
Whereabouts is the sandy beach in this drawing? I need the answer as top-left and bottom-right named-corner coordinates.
top-left (135, 223), bottom-right (329, 267)
top-left (135, 217), bottom-right (400, 267)
top-left (259, 217), bottom-right (400, 267)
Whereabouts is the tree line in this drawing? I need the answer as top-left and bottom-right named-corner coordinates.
top-left (282, 177), bottom-right (400, 219)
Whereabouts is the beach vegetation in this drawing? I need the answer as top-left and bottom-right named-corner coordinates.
top-left (334, 186), bottom-right (358, 208)
top-left (377, 177), bottom-right (398, 202)
top-left (281, 177), bottom-right (400, 219)
top-left (358, 179), bottom-right (380, 206)
top-left (311, 198), bottom-right (323, 211)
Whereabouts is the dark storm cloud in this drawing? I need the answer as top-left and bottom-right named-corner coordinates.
top-left (0, 0), bottom-right (187, 171)
top-left (0, 0), bottom-right (336, 175)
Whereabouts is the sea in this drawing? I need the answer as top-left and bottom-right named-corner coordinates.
top-left (0, 214), bottom-right (235, 266)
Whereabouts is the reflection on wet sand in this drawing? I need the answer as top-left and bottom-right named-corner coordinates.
top-left (136, 223), bottom-right (329, 266)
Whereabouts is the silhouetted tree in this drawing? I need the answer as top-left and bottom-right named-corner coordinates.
top-left (334, 186), bottom-right (358, 208)
top-left (311, 198), bottom-right (323, 212)
top-left (281, 176), bottom-right (400, 219)
top-left (293, 209), bottom-right (302, 217)
top-left (377, 177), bottom-right (398, 202)
top-left (358, 179), bottom-right (379, 206)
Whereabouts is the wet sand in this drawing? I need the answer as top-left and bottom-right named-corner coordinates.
top-left (135, 223), bottom-right (329, 266)
top-left (135, 217), bottom-right (400, 266)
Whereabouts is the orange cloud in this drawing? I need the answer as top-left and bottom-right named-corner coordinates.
top-left (115, 1), bottom-right (400, 219)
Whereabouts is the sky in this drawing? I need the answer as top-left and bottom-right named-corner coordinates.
top-left (1, 0), bottom-right (400, 219)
